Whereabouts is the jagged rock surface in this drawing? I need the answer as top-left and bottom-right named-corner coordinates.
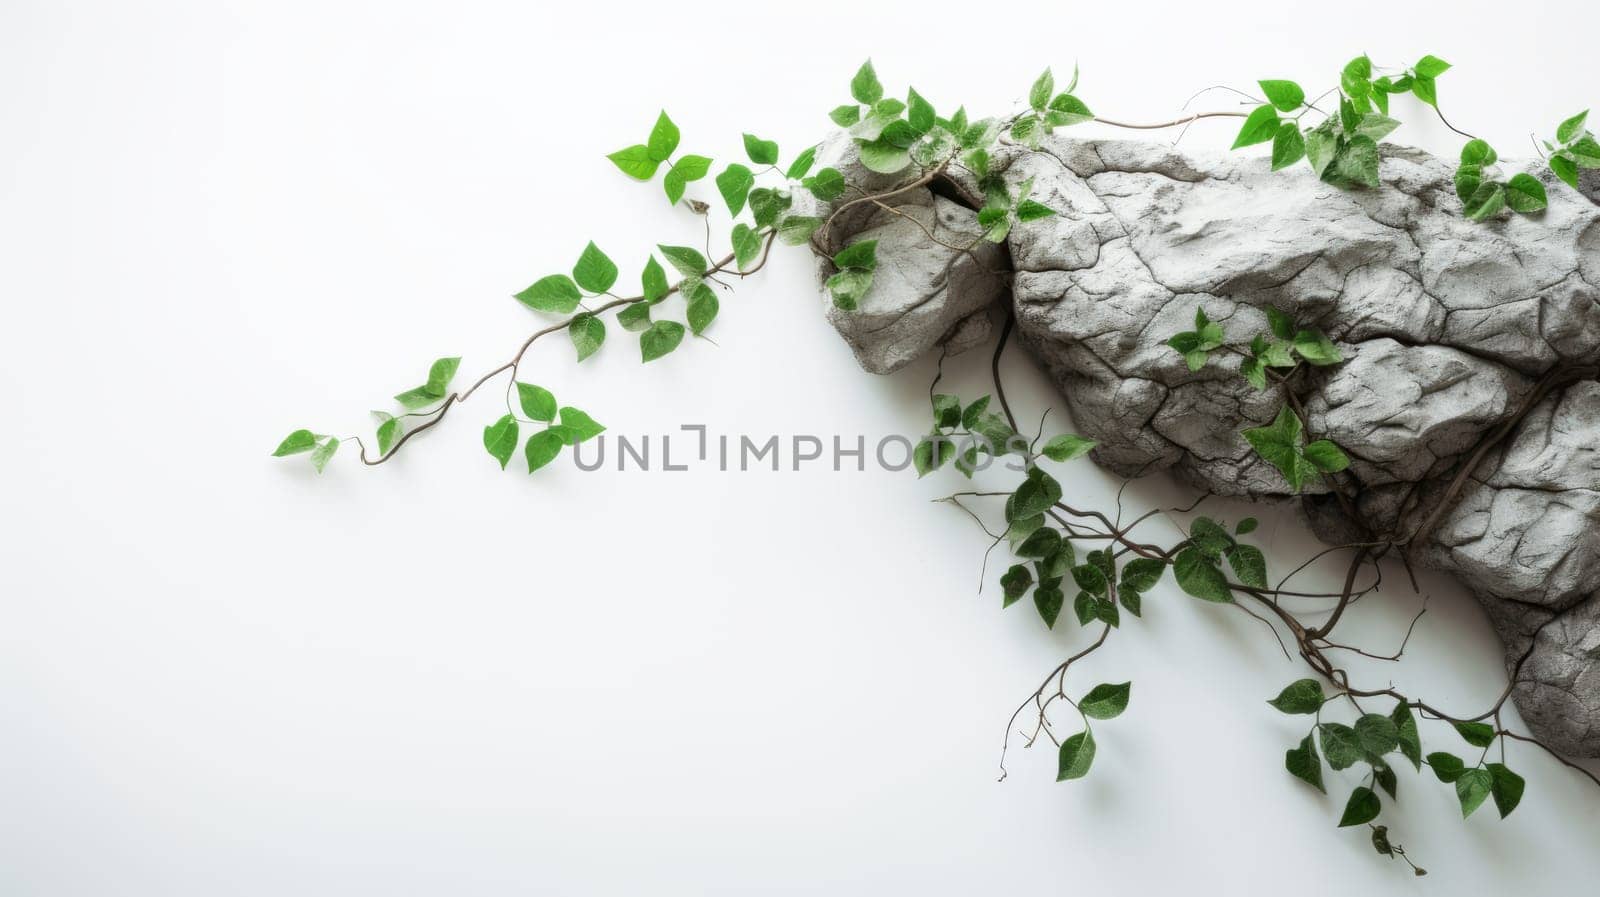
top-left (810, 134), bottom-right (1600, 756)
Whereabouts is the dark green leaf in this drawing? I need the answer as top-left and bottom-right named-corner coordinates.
top-left (1001, 564), bottom-right (1032, 608)
top-left (748, 187), bottom-right (791, 229)
top-left (1286, 734), bottom-right (1325, 793)
top-left (1551, 154), bottom-right (1580, 189)
top-left (1034, 583), bottom-right (1065, 628)
top-left (1071, 563), bottom-right (1107, 596)
top-left (568, 314), bottom-right (605, 362)
top-left (1455, 768), bottom-right (1493, 818)
top-left (1487, 763), bottom-right (1525, 818)
top-left (686, 284), bottom-right (719, 336)
top-left (1017, 527), bottom-right (1062, 560)
top-left (1235, 517), bottom-right (1259, 535)
top-left (1375, 763), bottom-right (1398, 799)
top-left (1454, 720), bottom-right (1496, 748)
top-left (1080, 682), bottom-right (1131, 720)
top-left (1329, 135), bottom-right (1380, 189)
top-left (1173, 546), bottom-right (1231, 603)
top-left (1319, 723), bottom-right (1362, 771)
top-left (1120, 558), bottom-right (1165, 593)
top-left (641, 255), bottom-right (669, 303)
top-left (1268, 679), bottom-right (1324, 715)
top-left (1226, 544), bottom-right (1268, 589)
top-left (1354, 713), bottom-right (1400, 755)
top-left (1188, 517), bottom-right (1233, 560)
top-left (1072, 590), bottom-right (1097, 626)
top-left (1056, 729), bottom-right (1095, 781)
top-left (833, 239), bottom-right (877, 271)
top-left (913, 435), bottom-right (954, 477)
top-left (1391, 703), bottom-right (1422, 771)
top-left (932, 393), bottom-right (961, 429)
top-left (1463, 181), bottom-right (1506, 222)
top-left (1460, 138), bottom-right (1496, 166)
top-left (1427, 751), bottom-right (1466, 783)
top-left (1339, 786), bottom-right (1381, 827)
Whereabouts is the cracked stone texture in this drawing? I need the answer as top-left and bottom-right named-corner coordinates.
top-left (807, 133), bottom-right (1600, 756)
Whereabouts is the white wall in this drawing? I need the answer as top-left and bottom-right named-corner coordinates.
top-left (3, 0), bottom-right (1598, 893)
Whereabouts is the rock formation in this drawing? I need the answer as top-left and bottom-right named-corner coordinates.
top-left (800, 133), bottom-right (1600, 757)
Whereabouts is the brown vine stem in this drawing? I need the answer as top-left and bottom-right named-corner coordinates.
top-left (1093, 111), bottom-right (1248, 130)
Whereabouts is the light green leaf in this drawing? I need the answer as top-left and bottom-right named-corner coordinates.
top-left (825, 268), bottom-right (872, 310)
top-left (424, 357), bottom-right (460, 396)
top-left (272, 429), bottom-right (317, 456)
top-left (1056, 729), bottom-right (1095, 781)
top-left (907, 87), bottom-right (935, 133)
top-left (482, 414), bottom-right (519, 470)
top-left (309, 436), bottom-right (339, 473)
top-left (1044, 93), bottom-right (1093, 128)
top-left (1291, 329), bottom-right (1342, 365)
top-left (802, 167), bottom-right (847, 202)
top-left (1463, 181), bottom-right (1506, 221)
top-left (828, 104), bottom-right (861, 128)
top-left (392, 386), bottom-right (440, 410)
top-left (1232, 104), bottom-right (1279, 149)
top-left (1556, 109), bottom-right (1589, 144)
top-left (1460, 138), bottom-right (1497, 166)
top-left (850, 59), bottom-right (883, 105)
top-left (833, 239), bottom-right (877, 271)
top-left (1015, 200), bottom-right (1056, 221)
top-left (1226, 544), bottom-right (1268, 589)
top-left (778, 215), bottom-right (824, 246)
top-left (568, 313), bottom-right (605, 362)
top-left (857, 138), bottom-right (911, 174)
top-left (641, 255), bottom-right (669, 303)
top-left (731, 224), bottom-right (763, 271)
top-left (1303, 439), bottom-right (1349, 473)
top-left (1258, 79), bottom-right (1305, 112)
top-left (606, 144), bottom-right (659, 180)
top-left (375, 416), bottom-right (400, 455)
top-left (1415, 55), bottom-right (1450, 79)
top-left (715, 163), bottom-right (755, 216)
top-left (657, 244), bottom-right (708, 278)
top-left (748, 187), bottom-right (791, 229)
top-left (617, 300), bottom-right (651, 332)
top-left (1029, 68), bottom-right (1054, 112)
top-left (1456, 768), bottom-right (1493, 818)
top-left (640, 320), bottom-right (685, 362)
top-left (572, 241), bottom-right (618, 294)
top-left (1080, 682), bottom-right (1131, 720)
top-left (1271, 120), bottom-right (1305, 170)
top-left (558, 406), bottom-right (604, 442)
top-left (1304, 123), bottom-right (1338, 177)
top-left (647, 111), bottom-right (679, 162)
top-left (1505, 172), bottom-right (1548, 214)
top-left (785, 145), bottom-right (817, 180)
top-left (1330, 135), bottom-right (1380, 189)
top-left (524, 428), bottom-right (563, 473)
top-left (515, 274), bottom-right (582, 313)
top-left (686, 284), bottom-right (719, 335)
top-left (1041, 433), bottom-right (1095, 462)
top-left (742, 133), bottom-right (778, 166)
top-left (516, 383), bottom-right (557, 422)
top-left (1355, 113), bottom-right (1401, 142)
top-left (1550, 154), bottom-right (1580, 189)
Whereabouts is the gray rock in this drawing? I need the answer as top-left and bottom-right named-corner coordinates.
top-left (810, 133), bottom-right (1600, 756)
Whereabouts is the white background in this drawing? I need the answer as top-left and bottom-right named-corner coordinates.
top-left (4, 0), bottom-right (1599, 893)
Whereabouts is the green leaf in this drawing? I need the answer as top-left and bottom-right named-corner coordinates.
top-left (1319, 723), bottom-right (1362, 771)
top-left (715, 163), bottom-right (755, 216)
top-left (1040, 433), bottom-right (1095, 462)
top-left (309, 436), bottom-right (339, 473)
top-left (778, 215), bottom-right (823, 246)
top-left (1263, 309), bottom-right (1294, 342)
top-left (1173, 546), bottom-right (1231, 603)
top-left (1072, 590), bottom-right (1097, 626)
top-left (686, 284), bottom-right (719, 336)
top-left (1056, 729), bottom-right (1095, 781)
top-left (1285, 734), bottom-right (1326, 793)
top-left (640, 320), bottom-right (686, 362)
top-left (1454, 162), bottom-right (1484, 204)
top-left (1010, 467), bottom-right (1063, 519)
top-left (557, 406), bottom-right (604, 442)
top-left (1033, 583), bottom-right (1065, 628)
top-left (1427, 751), bottom-right (1466, 783)
top-left (1339, 786), bottom-right (1381, 827)
top-left (1341, 55), bottom-right (1372, 95)
top-left (393, 386), bottom-right (440, 410)
top-left (617, 301), bottom-right (652, 332)
top-left (857, 138), bottom-right (911, 174)
top-left (741, 133), bottom-right (778, 166)
top-left (482, 414), bottom-right (519, 470)
top-left (524, 428), bottom-right (563, 473)
top-left (1291, 329), bottom-right (1342, 365)
top-left (567, 313), bottom-right (605, 362)
top-left (931, 394), bottom-right (961, 429)
top-left (375, 416), bottom-right (400, 455)
top-left (1375, 763), bottom-right (1398, 799)
top-left (1001, 564), bottom-right (1033, 608)
top-left (1303, 440), bottom-right (1349, 473)
top-left (1568, 136), bottom-right (1599, 167)
top-left (1304, 123), bottom-right (1338, 177)
top-left (850, 59), bottom-right (883, 105)
top-left (785, 145), bottom-right (817, 180)
top-left (1070, 562), bottom-right (1107, 596)
top-left (731, 224), bottom-right (763, 271)
top-left (1415, 54), bottom-right (1451, 79)
top-left (1329, 135), bottom-right (1380, 189)
top-left (1188, 517), bottom-right (1232, 560)
top-left (647, 111), bottom-right (680, 162)
top-left (1412, 75), bottom-right (1439, 107)
top-left (607, 144), bottom-right (659, 180)
top-left (825, 269), bottom-right (872, 310)
top-left (1014, 200), bottom-right (1056, 222)
top-left (1487, 763), bottom-right (1525, 818)
top-left (424, 357), bottom-right (460, 396)
top-left (1232, 104), bottom-right (1279, 149)
top-left (641, 256), bottom-right (669, 303)
top-left (748, 187), bottom-right (791, 229)
top-left (1455, 768), bottom-right (1493, 818)
top-left (1226, 544), bottom-right (1268, 589)
top-left (1080, 682), bottom-right (1131, 720)
top-left (1354, 713), bottom-right (1400, 755)
top-left (1453, 720), bottom-right (1496, 748)
top-left (1044, 93), bottom-right (1093, 128)
top-left (1556, 109), bottom-right (1589, 144)
top-left (272, 429), bottom-right (317, 456)
top-left (1391, 703), bottom-right (1422, 771)
top-left (907, 87), bottom-right (935, 133)
top-left (1268, 679), bottom-right (1324, 714)
top-left (1243, 405), bottom-right (1318, 492)
top-left (1258, 79), bottom-right (1305, 112)
top-left (828, 104), bottom-right (861, 128)
top-left (572, 241), bottom-right (618, 294)
top-left (515, 274), bottom-right (582, 313)
top-left (1464, 181), bottom-right (1507, 221)
top-left (1120, 558), bottom-right (1165, 594)
top-left (802, 167), bottom-right (847, 201)
top-left (670, 154), bottom-right (710, 181)
top-left (1271, 121), bottom-right (1305, 171)
top-left (1505, 173), bottom-right (1548, 214)
top-left (912, 435), bottom-right (952, 477)
top-left (1029, 68), bottom-right (1054, 112)
top-left (1119, 589), bottom-right (1142, 617)
top-left (1355, 113), bottom-right (1401, 142)
top-left (516, 383), bottom-right (557, 422)
top-left (1017, 527), bottom-right (1063, 561)
top-left (657, 244), bottom-right (708, 278)
top-left (1550, 154), bottom-right (1580, 189)
top-left (833, 239), bottom-right (878, 271)
top-left (1460, 138), bottom-right (1496, 166)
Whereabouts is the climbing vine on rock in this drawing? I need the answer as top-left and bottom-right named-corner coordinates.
top-left (272, 56), bottom-right (1600, 872)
